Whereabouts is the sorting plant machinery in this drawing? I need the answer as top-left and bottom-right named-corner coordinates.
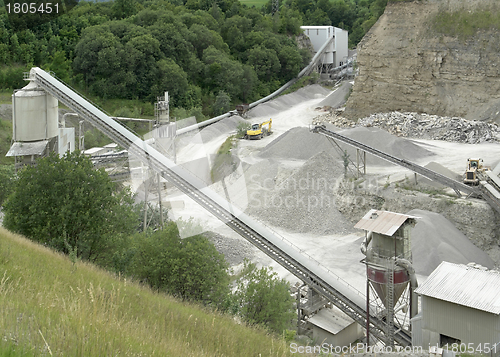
top-left (23, 67), bottom-right (412, 346)
top-left (245, 118), bottom-right (272, 140)
top-left (312, 125), bottom-right (500, 214)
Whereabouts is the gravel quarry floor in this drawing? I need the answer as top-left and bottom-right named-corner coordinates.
top-left (128, 83), bottom-right (500, 296)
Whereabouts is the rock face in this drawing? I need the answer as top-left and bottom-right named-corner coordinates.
top-left (344, 0), bottom-right (500, 124)
top-left (313, 111), bottom-right (500, 144)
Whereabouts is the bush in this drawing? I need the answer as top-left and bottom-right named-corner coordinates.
top-left (2, 151), bottom-right (137, 264)
top-left (236, 122), bottom-right (251, 138)
top-left (236, 261), bottom-right (296, 334)
top-left (129, 223), bottom-right (231, 309)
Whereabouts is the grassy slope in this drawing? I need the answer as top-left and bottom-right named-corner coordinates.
top-left (0, 227), bottom-right (295, 357)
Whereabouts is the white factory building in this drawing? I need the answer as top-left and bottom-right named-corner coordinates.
top-left (300, 26), bottom-right (348, 69)
top-left (412, 261), bottom-right (500, 350)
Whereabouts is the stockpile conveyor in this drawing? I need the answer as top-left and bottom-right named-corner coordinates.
top-left (27, 67), bottom-right (411, 346)
top-left (312, 125), bottom-right (500, 214)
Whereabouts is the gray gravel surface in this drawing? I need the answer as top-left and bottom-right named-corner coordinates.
top-left (249, 151), bottom-right (354, 235)
top-left (259, 127), bottom-right (335, 160)
top-left (248, 85), bottom-right (331, 118)
top-left (408, 209), bottom-right (495, 275)
top-left (204, 231), bottom-right (255, 266)
top-left (198, 116), bottom-right (247, 143)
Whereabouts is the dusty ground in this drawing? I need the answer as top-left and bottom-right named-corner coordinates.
top-left (127, 83), bottom-right (500, 297)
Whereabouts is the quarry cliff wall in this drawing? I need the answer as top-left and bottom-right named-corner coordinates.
top-left (344, 0), bottom-right (500, 123)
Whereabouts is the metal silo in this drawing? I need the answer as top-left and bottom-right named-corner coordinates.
top-left (13, 81), bottom-right (58, 142)
top-left (356, 209), bottom-right (418, 346)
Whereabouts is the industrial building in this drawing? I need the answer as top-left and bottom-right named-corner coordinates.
top-left (306, 306), bottom-right (364, 347)
top-left (300, 26), bottom-right (348, 69)
top-left (412, 262), bottom-right (500, 350)
top-left (6, 79), bottom-right (75, 169)
top-left (355, 209), bottom-right (418, 346)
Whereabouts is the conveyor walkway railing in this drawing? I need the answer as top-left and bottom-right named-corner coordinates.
top-left (27, 67), bottom-right (411, 346)
top-left (312, 125), bottom-right (500, 215)
top-left (312, 125), bottom-right (478, 197)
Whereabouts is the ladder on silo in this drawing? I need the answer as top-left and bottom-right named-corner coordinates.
top-left (386, 258), bottom-right (395, 347)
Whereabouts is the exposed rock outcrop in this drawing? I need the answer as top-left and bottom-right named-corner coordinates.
top-left (344, 0), bottom-right (500, 124)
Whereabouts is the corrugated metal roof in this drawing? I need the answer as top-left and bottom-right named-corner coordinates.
top-left (354, 209), bottom-right (417, 236)
top-left (415, 261), bottom-right (500, 315)
top-left (307, 307), bottom-right (355, 334)
top-left (6, 140), bottom-right (49, 157)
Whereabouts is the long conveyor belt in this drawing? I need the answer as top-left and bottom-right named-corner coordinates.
top-left (312, 125), bottom-right (481, 197)
top-left (28, 67), bottom-right (411, 346)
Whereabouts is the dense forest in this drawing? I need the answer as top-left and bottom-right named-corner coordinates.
top-left (0, 0), bottom-right (389, 118)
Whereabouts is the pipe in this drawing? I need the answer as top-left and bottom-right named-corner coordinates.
top-left (174, 35), bottom-right (337, 136)
top-left (360, 231), bottom-right (373, 260)
top-left (395, 258), bottom-right (418, 318)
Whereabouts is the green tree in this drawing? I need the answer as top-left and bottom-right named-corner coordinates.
top-left (112, 0), bottom-right (138, 19)
top-left (130, 223), bottom-right (230, 308)
top-left (0, 164), bottom-right (15, 207)
top-left (46, 51), bottom-right (72, 83)
top-left (2, 151), bottom-right (137, 264)
top-left (213, 90), bottom-right (231, 116)
top-left (151, 58), bottom-right (190, 107)
top-left (277, 46), bottom-right (303, 82)
top-left (236, 261), bottom-right (296, 334)
top-left (247, 46), bottom-right (280, 82)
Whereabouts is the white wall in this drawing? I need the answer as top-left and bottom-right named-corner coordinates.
top-left (334, 28), bottom-right (349, 67)
top-left (300, 26), bottom-right (349, 67)
top-left (58, 127), bottom-right (75, 157)
top-left (420, 296), bottom-right (500, 348)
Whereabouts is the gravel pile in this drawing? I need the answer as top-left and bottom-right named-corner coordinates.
top-left (259, 127), bottom-right (334, 160)
top-left (260, 126), bottom-right (432, 166)
top-left (204, 231), bottom-right (255, 266)
top-left (199, 115), bottom-right (247, 143)
top-left (248, 85), bottom-right (331, 118)
top-left (408, 209), bottom-right (495, 276)
top-left (415, 162), bottom-right (461, 188)
top-left (249, 151), bottom-right (354, 235)
top-left (313, 111), bottom-right (500, 144)
top-left (336, 126), bottom-right (434, 166)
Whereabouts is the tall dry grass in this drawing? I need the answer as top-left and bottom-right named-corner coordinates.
top-left (0, 227), bottom-right (295, 356)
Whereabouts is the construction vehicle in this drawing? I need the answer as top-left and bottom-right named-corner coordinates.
top-left (464, 158), bottom-right (489, 185)
top-left (245, 118), bottom-right (272, 140)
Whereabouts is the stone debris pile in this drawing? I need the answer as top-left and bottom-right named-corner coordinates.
top-left (249, 151), bottom-right (354, 236)
top-left (313, 111), bottom-right (500, 144)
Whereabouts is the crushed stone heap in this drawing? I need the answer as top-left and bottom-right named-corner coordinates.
top-left (313, 111), bottom-right (500, 144)
top-left (407, 209), bottom-right (495, 276)
top-left (248, 151), bottom-right (353, 235)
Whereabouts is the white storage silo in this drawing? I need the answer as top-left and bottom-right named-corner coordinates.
top-left (13, 81), bottom-right (58, 142)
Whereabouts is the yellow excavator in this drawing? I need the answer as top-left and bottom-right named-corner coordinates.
top-left (464, 158), bottom-right (489, 185)
top-left (245, 118), bottom-right (272, 140)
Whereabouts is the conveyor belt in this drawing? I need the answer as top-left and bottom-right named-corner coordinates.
top-left (28, 67), bottom-right (411, 346)
top-left (312, 125), bottom-right (478, 197)
top-left (312, 125), bottom-right (500, 215)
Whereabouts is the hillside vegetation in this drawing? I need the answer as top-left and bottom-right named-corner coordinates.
top-left (0, 0), bottom-right (389, 119)
top-left (0, 227), bottom-right (296, 356)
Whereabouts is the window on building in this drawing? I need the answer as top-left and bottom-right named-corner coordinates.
top-left (440, 334), bottom-right (461, 348)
